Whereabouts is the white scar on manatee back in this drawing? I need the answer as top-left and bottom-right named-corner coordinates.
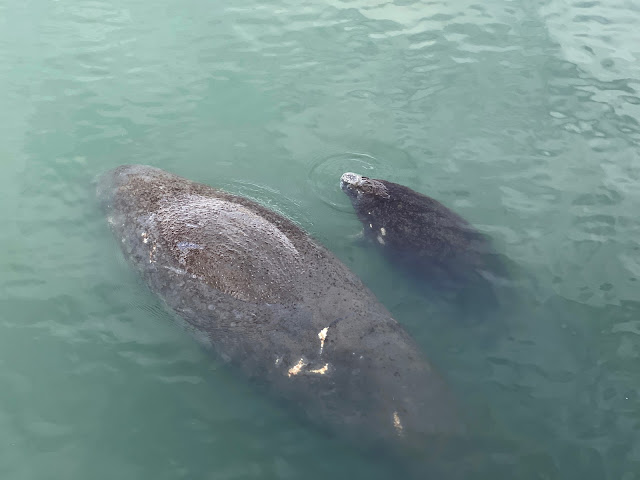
top-left (318, 326), bottom-right (329, 354)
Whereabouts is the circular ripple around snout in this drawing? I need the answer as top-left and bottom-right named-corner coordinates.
top-left (308, 152), bottom-right (381, 213)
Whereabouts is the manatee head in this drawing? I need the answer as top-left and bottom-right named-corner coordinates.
top-left (340, 172), bottom-right (391, 207)
top-left (340, 172), bottom-right (394, 241)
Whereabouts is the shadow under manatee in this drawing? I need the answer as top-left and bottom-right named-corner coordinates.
top-left (377, 281), bottom-right (617, 480)
top-left (396, 250), bottom-right (527, 325)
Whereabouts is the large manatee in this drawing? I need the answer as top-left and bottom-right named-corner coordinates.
top-left (97, 165), bottom-right (464, 453)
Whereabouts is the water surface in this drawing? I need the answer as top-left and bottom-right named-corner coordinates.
top-left (1, 0), bottom-right (639, 478)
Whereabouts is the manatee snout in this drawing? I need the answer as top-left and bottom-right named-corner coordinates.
top-left (97, 164), bottom-right (170, 209)
top-left (339, 172), bottom-right (363, 201)
top-left (96, 169), bottom-right (120, 209)
top-left (340, 171), bottom-right (364, 188)
top-left (96, 164), bottom-right (137, 208)
top-left (340, 171), bottom-right (390, 201)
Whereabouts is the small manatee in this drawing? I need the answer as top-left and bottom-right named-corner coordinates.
top-left (340, 172), bottom-right (508, 300)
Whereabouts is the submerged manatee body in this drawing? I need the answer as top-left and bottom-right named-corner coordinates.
top-left (340, 172), bottom-right (507, 298)
top-left (97, 165), bottom-right (464, 453)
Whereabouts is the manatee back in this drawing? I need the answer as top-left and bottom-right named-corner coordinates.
top-left (377, 181), bottom-right (489, 258)
top-left (155, 193), bottom-right (304, 303)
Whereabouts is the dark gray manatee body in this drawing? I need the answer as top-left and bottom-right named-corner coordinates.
top-left (340, 172), bottom-right (506, 293)
top-left (97, 165), bottom-right (464, 453)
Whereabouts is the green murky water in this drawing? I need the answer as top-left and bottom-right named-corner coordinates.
top-left (1, 0), bottom-right (639, 478)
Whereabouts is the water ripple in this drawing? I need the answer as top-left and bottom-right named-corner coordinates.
top-left (2, 0), bottom-right (640, 478)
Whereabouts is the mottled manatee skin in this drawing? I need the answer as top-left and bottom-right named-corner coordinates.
top-left (340, 173), bottom-right (502, 289)
top-left (97, 165), bottom-right (464, 451)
